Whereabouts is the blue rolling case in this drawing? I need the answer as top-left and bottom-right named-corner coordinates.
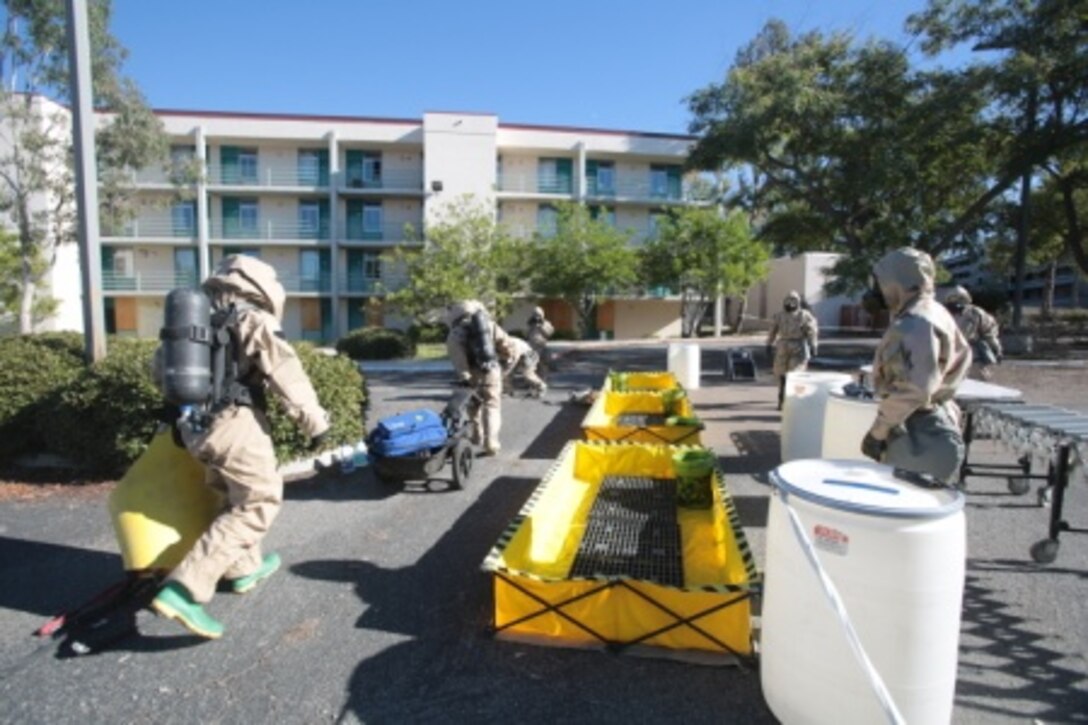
top-left (368, 409), bottom-right (449, 457)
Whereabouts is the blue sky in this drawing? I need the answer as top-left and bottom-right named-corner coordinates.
top-left (111, 0), bottom-right (957, 134)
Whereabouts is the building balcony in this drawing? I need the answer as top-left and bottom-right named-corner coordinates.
top-left (339, 170), bottom-right (424, 193)
top-left (207, 164), bottom-right (330, 189)
top-left (339, 222), bottom-right (418, 243)
top-left (101, 220), bottom-right (196, 240)
top-left (102, 270), bottom-right (198, 293)
top-left (496, 173), bottom-right (574, 196)
top-left (279, 272), bottom-right (332, 294)
top-left (340, 271), bottom-right (408, 295)
top-left (585, 178), bottom-right (693, 203)
top-left (210, 221), bottom-right (331, 242)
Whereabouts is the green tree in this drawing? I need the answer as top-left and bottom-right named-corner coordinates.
top-left (686, 20), bottom-right (997, 291)
top-left (384, 195), bottom-right (528, 322)
top-left (529, 202), bottom-right (639, 339)
top-left (641, 208), bottom-right (769, 337)
top-left (0, 0), bottom-right (174, 334)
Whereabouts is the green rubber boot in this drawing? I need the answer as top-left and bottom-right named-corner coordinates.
top-left (151, 582), bottom-right (224, 640)
top-left (229, 552), bottom-right (282, 594)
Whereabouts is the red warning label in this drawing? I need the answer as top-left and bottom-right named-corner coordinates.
top-left (813, 524), bottom-right (850, 556)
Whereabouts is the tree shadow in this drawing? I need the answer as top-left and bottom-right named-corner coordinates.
top-left (292, 475), bottom-right (777, 723)
top-left (954, 563), bottom-right (1088, 721)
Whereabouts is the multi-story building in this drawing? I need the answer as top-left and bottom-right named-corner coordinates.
top-left (85, 108), bottom-right (706, 341)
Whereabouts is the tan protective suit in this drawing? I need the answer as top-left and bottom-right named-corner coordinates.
top-left (499, 335), bottom-right (546, 396)
top-left (160, 255), bottom-right (329, 603)
top-left (944, 286), bottom-right (1002, 380)
top-left (869, 248), bottom-right (971, 482)
top-left (527, 306), bottom-right (555, 373)
top-left (767, 292), bottom-right (818, 378)
top-left (445, 300), bottom-right (510, 453)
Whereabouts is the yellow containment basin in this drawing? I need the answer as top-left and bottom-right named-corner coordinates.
top-left (482, 441), bottom-right (759, 661)
top-left (603, 370), bottom-right (681, 393)
top-left (108, 429), bottom-right (223, 572)
top-left (582, 389), bottom-right (703, 445)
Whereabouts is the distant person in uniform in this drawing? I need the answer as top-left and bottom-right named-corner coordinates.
top-left (861, 248), bottom-right (972, 483)
top-left (766, 291), bottom-right (819, 410)
top-left (446, 300), bottom-right (510, 455)
top-left (527, 306), bottom-right (555, 375)
top-left (943, 286), bottom-right (1002, 380)
top-left (498, 335), bottom-right (547, 397)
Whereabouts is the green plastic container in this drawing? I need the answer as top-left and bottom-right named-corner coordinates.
top-left (673, 448), bottom-right (715, 509)
top-left (662, 388), bottom-right (688, 415)
top-left (608, 371), bottom-right (628, 392)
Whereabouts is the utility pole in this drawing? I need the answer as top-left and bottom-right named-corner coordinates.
top-left (65, 0), bottom-right (106, 363)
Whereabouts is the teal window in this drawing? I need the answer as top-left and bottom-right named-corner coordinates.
top-left (298, 149), bottom-right (330, 186)
top-left (171, 201), bottom-right (196, 236)
top-left (538, 158), bottom-right (572, 194)
top-left (345, 150), bottom-right (382, 188)
top-left (347, 200), bottom-right (383, 240)
top-left (648, 210), bottom-right (666, 238)
top-left (346, 249), bottom-right (382, 293)
top-left (587, 160), bottom-right (615, 196)
top-left (347, 301), bottom-right (366, 331)
top-left (537, 205), bottom-right (558, 237)
top-left (650, 164), bottom-right (682, 199)
top-left (589, 205), bottom-right (616, 227)
top-left (174, 247), bottom-right (198, 287)
top-left (299, 249), bottom-right (330, 292)
top-left (222, 246), bottom-right (260, 259)
top-left (223, 197), bottom-right (259, 238)
top-left (298, 199), bottom-right (330, 238)
top-left (220, 146), bottom-right (258, 184)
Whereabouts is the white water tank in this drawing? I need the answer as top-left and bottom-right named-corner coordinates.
top-left (667, 343), bottom-right (701, 390)
top-left (762, 459), bottom-right (966, 725)
top-left (780, 372), bottom-right (853, 461)
top-left (821, 390), bottom-right (879, 460)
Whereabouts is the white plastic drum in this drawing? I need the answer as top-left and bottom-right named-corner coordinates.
top-left (667, 343), bottom-right (701, 390)
top-left (762, 459), bottom-right (966, 725)
top-left (780, 372), bottom-right (853, 461)
top-left (821, 391), bottom-right (879, 460)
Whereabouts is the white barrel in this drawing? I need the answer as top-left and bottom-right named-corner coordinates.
top-left (821, 391), bottom-right (879, 460)
top-left (667, 343), bottom-right (701, 390)
top-left (780, 372), bottom-right (853, 461)
top-left (762, 459), bottom-right (966, 725)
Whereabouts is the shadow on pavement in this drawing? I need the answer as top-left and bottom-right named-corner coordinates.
top-left (0, 537), bottom-right (122, 617)
top-left (284, 466), bottom-right (401, 503)
top-left (520, 402), bottom-right (588, 461)
top-left (722, 431), bottom-right (780, 477)
top-left (955, 566), bottom-right (1088, 722)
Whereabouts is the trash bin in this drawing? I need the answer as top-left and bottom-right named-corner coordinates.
top-left (667, 343), bottom-right (701, 390)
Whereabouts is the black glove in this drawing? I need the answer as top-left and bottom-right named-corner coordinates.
top-left (309, 430), bottom-right (329, 452)
top-left (861, 432), bottom-right (886, 462)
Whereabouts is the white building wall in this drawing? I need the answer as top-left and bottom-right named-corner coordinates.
top-left (44, 243), bottom-right (84, 332)
top-left (613, 299), bottom-right (683, 339)
top-left (747, 252), bottom-right (848, 330)
top-left (135, 298), bottom-right (165, 339)
top-left (498, 202), bottom-right (538, 238)
top-left (423, 112), bottom-right (498, 222)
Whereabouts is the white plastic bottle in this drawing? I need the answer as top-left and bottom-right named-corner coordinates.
top-left (353, 440), bottom-right (369, 468)
top-left (339, 444), bottom-right (356, 474)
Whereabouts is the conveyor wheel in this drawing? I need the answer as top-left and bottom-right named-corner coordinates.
top-left (1030, 538), bottom-right (1059, 564)
top-left (1007, 477), bottom-right (1030, 495)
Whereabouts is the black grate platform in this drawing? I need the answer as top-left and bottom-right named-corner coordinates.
top-left (571, 518), bottom-right (684, 587)
top-left (615, 414), bottom-right (668, 427)
top-left (571, 476), bottom-right (684, 587)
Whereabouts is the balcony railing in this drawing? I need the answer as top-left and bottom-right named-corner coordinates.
top-left (340, 271), bottom-right (408, 294)
top-left (210, 221), bottom-right (331, 241)
top-left (339, 170), bottom-right (424, 191)
top-left (340, 222), bottom-right (417, 242)
top-left (102, 270), bottom-right (198, 292)
top-left (585, 177), bottom-right (688, 202)
top-left (101, 220), bottom-right (196, 239)
top-left (496, 173), bottom-right (574, 195)
top-left (207, 164), bottom-right (330, 188)
top-left (279, 272), bottom-right (332, 294)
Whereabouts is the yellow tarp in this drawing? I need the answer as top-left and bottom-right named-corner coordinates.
top-left (483, 441), bottom-right (758, 657)
top-left (582, 389), bottom-right (703, 445)
top-left (603, 370), bottom-right (681, 392)
top-left (108, 429), bottom-right (222, 572)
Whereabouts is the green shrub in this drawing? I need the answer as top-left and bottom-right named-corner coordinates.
top-left (39, 338), bottom-right (164, 476)
top-left (336, 326), bottom-right (416, 360)
top-left (0, 334), bottom-right (86, 464)
top-left (551, 329), bottom-right (578, 341)
top-left (408, 322), bottom-right (449, 344)
top-left (266, 343), bottom-right (367, 463)
top-left (40, 339), bottom-right (368, 476)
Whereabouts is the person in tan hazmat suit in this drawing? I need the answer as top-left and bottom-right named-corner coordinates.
top-left (861, 248), bottom-right (972, 483)
top-left (526, 306), bottom-right (554, 375)
top-left (766, 290), bottom-right (819, 410)
top-left (498, 334), bottom-right (547, 397)
top-left (150, 255), bottom-right (330, 639)
top-left (943, 285), bottom-right (1002, 380)
top-left (446, 300), bottom-right (510, 455)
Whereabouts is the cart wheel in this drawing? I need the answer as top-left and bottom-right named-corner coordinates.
top-left (1007, 477), bottom-right (1030, 495)
top-left (1037, 486), bottom-right (1053, 508)
top-left (1030, 538), bottom-right (1059, 564)
top-left (451, 441), bottom-right (473, 490)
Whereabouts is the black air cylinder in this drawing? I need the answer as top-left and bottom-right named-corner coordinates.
top-left (160, 288), bottom-right (213, 406)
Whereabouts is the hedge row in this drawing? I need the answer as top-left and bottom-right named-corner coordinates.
top-left (0, 334), bottom-right (367, 477)
top-left (336, 326), bottom-right (416, 360)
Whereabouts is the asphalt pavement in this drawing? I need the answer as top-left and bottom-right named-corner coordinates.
top-left (0, 341), bottom-right (1085, 723)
